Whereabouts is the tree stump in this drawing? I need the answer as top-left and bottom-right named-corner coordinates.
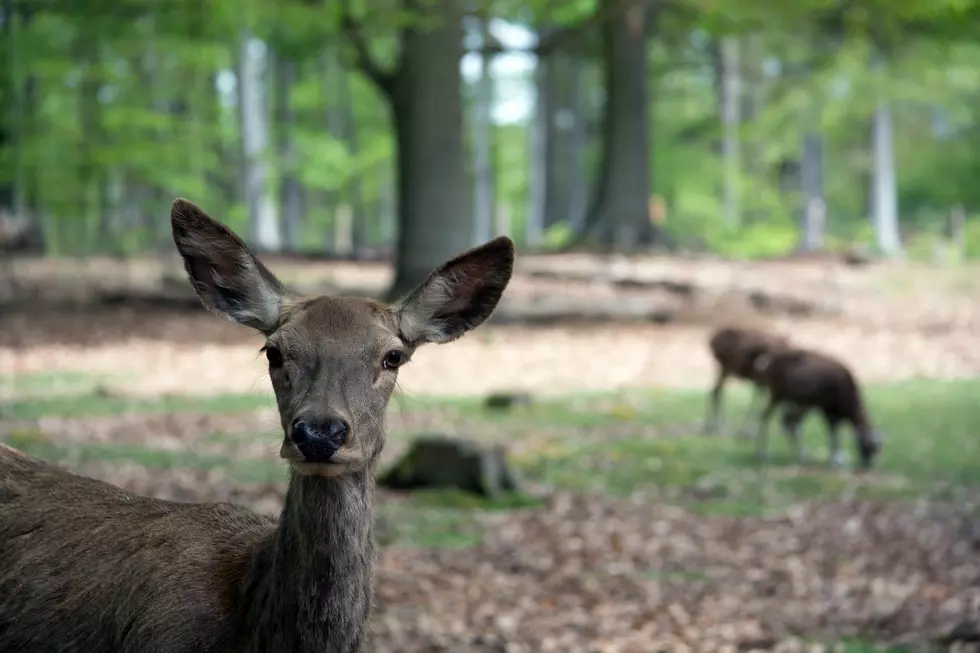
top-left (378, 436), bottom-right (520, 498)
top-left (483, 391), bottom-right (534, 411)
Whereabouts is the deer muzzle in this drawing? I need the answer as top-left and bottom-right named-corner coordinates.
top-left (290, 417), bottom-right (351, 463)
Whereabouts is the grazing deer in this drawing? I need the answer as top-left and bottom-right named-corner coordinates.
top-left (752, 347), bottom-right (882, 470)
top-left (0, 199), bottom-right (515, 653)
top-left (701, 325), bottom-right (790, 437)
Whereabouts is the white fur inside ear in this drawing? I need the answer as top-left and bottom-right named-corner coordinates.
top-left (398, 274), bottom-right (471, 345)
top-left (178, 231), bottom-right (283, 332)
top-left (213, 257), bottom-right (282, 330)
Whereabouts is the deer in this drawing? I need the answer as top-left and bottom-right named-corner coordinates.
top-left (751, 347), bottom-right (882, 470)
top-left (0, 198), bottom-right (515, 653)
top-left (701, 325), bottom-right (791, 438)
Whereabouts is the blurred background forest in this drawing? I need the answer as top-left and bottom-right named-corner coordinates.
top-left (3, 0), bottom-right (980, 274)
top-left (3, 1), bottom-right (980, 651)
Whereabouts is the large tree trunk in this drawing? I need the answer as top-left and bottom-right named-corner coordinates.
top-left (585, 2), bottom-right (655, 247)
top-left (386, 0), bottom-right (473, 298)
top-left (238, 32), bottom-right (280, 253)
top-left (275, 54), bottom-right (304, 252)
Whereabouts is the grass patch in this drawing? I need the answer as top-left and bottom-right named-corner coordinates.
top-left (0, 391), bottom-right (276, 421)
top-left (830, 638), bottom-right (919, 652)
top-left (0, 371), bottom-right (110, 399)
top-left (1, 431), bottom-right (287, 485)
top-left (436, 377), bottom-right (980, 515)
top-left (3, 377), bottom-right (979, 523)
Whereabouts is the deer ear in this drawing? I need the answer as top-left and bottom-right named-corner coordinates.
top-left (397, 236), bottom-right (515, 346)
top-left (170, 198), bottom-right (285, 335)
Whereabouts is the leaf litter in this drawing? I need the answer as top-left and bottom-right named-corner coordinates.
top-left (4, 256), bottom-right (980, 650)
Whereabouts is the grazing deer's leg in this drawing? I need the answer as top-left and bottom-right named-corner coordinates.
top-left (734, 384), bottom-right (765, 439)
top-left (824, 415), bottom-right (847, 468)
top-left (754, 398), bottom-right (779, 461)
top-left (702, 370), bottom-right (729, 436)
top-left (780, 404), bottom-right (811, 464)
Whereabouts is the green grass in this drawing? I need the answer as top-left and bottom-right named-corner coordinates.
top-left (830, 638), bottom-right (921, 652)
top-left (0, 390), bottom-right (275, 421)
top-left (0, 370), bottom-right (108, 398)
top-left (3, 375), bottom-right (980, 538)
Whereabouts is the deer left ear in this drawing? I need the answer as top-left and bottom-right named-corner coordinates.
top-left (170, 198), bottom-right (286, 335)
top-left (397, 236), bottom-right (515, 346)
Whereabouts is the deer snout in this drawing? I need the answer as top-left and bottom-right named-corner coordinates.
top-left (857, 433), bottom-right (881, 471)
top-left (290, 417), bottom-right (351, 462)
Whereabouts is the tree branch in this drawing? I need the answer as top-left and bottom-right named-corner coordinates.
top-left (470, 0), bottom-right (675, 59)
top-left (339, 9), bottom-right (396, 96)
top-left (536, 0), bottom-right (645, 57)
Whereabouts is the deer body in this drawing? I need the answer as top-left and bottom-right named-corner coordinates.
top-left (0, 200), bottom-right (515, 652)
top-left (753, 347), bottom-right (882, 469)
top-left (702, 325), bottom-right (790, 437)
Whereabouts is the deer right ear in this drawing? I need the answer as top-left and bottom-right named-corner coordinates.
top-left (170, 198), bottom-right (285, 334)
top-left (397, 236), bottom-right (515, 346)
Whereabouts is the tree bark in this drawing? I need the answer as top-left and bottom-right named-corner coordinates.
top-left (871, 97), bottom-right (901, 256)
top-left (543, 40), bottom-right (588, 233)
top-left (372, 0), bottom-right (473, 298)
top-left (584, 1), bottom-right (655, 248)
top-left (799, 131), bottom-right (825, 251)
top-left (525, 45), bottom-right (548, 247)
top-left (275, 54), bottom-right (304, 252)
top-left (720, 36), bottom-right (741, 227)
top-left (337, 63), bottom-right (367, 255)
top-left (471, 12), bottom-right (495, 246)
top-left (238, 32), bottom-right (281, 253)
top-left (343, 0), bottom-right (474, 294)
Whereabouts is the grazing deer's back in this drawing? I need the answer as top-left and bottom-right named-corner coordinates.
top-left (0, 445), bottom-right (274, 653)
top-left (709, 326), bottom-right (788, 381)
top-left (764, 350), bottom-right (865, 421)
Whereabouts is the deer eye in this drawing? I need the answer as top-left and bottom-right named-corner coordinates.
top-left (382, 350), bottom-right (408, 370)
top-left (264, 345), bottom-right (284, 369)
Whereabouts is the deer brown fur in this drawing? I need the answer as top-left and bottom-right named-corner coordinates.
top-left (702, 325), bottom-right (791, 437)
top-left (0, 199), bottom-right (515, 653)
top-left (753, 347), bottom-right (882, 470)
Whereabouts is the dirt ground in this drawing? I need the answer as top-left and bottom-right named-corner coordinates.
top-left (2, 252), bottom-right (980, 399)
top-left (3, 253), bottom-right (980, 651)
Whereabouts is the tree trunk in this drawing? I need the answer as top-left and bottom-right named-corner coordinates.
top-left (566, 51), bottom-right (588, 233)
top-left (471, 13), bottom-right (495, 246)
top-left (544, 42), bottom-right (588, 233)
top-left (871, 98), bottom-right (901, 256)
top-left (585, 1), bottom-right (655, 247)
top-left (275, 54), bottom-right (304, 252)
top-left (0, 0), bottom-right (16, 214)
top-left (525, 43), bottom-right (548, 248)
top-left (337, 63), bottom-right (366, 255)
top-left (720, 36), bottom-right (741, 227)
top-left (238, 32), bottom-right (280, 253)
top-left (799, 131), bottom-right (826, 251)
top-left (386, 0), bottom-right (473, 299)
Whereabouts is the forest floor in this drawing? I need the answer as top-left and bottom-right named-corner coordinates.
top-left (2, 252), bottom-right (979, 651)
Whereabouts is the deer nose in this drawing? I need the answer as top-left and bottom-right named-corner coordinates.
top-left (290, 418), bottom-right (350, 461)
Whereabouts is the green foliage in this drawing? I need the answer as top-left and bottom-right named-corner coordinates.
top-left (2, 0), bottom-right (980, 257)
top-left (710, 220), bottom-right (801, 258)
top-left (543, 222), bottom-right (574, 249)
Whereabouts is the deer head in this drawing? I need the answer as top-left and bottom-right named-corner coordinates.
top-left (171, 199), bottom-right (514, 478)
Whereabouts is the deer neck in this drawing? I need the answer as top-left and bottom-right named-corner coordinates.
top-left (244, 466), bottom-right (377, 653)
